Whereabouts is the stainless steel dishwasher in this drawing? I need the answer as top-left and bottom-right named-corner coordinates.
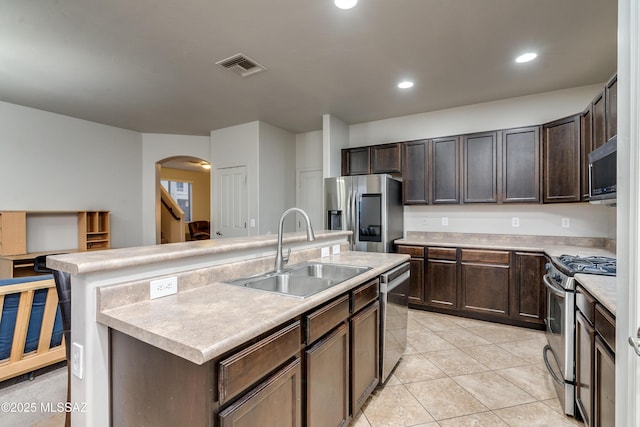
top-left (379, 262), bottom-right (410, 384)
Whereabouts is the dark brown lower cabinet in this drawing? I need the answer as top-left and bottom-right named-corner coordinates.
top-left (351, 301), bottom-right (380, 415)
top-left (460, 249), bottom-right (510, 317)
top-left (594, 336), bottom-right (615, 427)
top-left (306, 323), bottom-right (349, 427)
top-left (425, 248), bottom-right (457, 309)
top-left (396, 245), bottom-right (425, 304)
top-left (219, 358), bottom-right (302, 427)
top-left (511, 252), bottom-right (546, 326)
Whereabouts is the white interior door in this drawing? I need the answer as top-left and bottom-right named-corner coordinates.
top-left (296, 169), bottom-right (323, 232)
top-left (215, 166), bottom-right (248, 238)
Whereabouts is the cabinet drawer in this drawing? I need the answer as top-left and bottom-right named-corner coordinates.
top-left (218, 321), bottom-right (301, 404)
top-left (352, 279), bottom-right (379, 313)
top-left (306, 295), bottom-right (350, 344)
top-left (576, 286), bottom-right (596, 324)
top-left (461, 249), bottom-right (510, 265)
top-left (397, 245), bottom-right (424, 258)
top-left (428, 247), bottom-right (457, 261)
top-left (595, 304), bottom-right (615, 351)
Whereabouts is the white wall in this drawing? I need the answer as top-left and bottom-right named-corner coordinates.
top-left (0, 101), bottom-right (143, 249)
top-left (323, 114), bottom-right (349, 178)
top-left (258, 122), bottom-right (296, 234)
top-left (405, 204), bottom-right (615, 238)
top-left (296, 130), bottom-right (323, 171)
top-left (141, 133), bottom-right (210, 245)
top-left (349, 84), bottom-right (604, 146)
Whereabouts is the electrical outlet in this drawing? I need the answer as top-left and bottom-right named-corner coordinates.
top-left (512, 217), bottom-right (520, 227)
top-left (332, 244), bottom-right (341, 255)
top-left (321, 247), bottom-right (330, 257)
top-left (150, 276), bottom-right (178, 299)
top-left (422, 218), bottom-right (428, 225)
top-left (562, 218), bottom-right (570, 228)
top-left (71, 342), bottom-right (84, 379)
top-left (442, 217), bottom-right (449, 226)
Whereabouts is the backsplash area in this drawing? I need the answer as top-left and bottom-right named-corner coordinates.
top-left (404, 203), bottom-right (616, 239)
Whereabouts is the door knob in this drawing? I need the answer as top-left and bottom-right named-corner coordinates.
top-left (629, 327), bottom-right (640, 357)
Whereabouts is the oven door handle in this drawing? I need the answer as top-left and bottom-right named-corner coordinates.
top-left (542, 344), bottom-right (566, 386)
top-left (543, 275), bottom-right (566, 299)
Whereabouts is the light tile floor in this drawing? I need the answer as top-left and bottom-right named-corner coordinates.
top-left (353, 309), bottom-right (585, 427)
top-left (4, 309), bottom-right (585, 427)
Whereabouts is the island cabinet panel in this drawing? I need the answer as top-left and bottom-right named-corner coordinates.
top-left (431, 136), bottom-right (461, 204)
top-left (218, 321), bottom-right (302, 404)
top-left (460, 249), bottom-right (510, 317)
top-left (463, 132), bottom-right (498, 203)
top-left (305, 295), bottom-right (349, 344)
top-left (402, 140), bottom-right (430, 204)
top-left (110, 330), bottom-right (215, 427)
top-left (542, 115), bottom-right (581, 203)
top-left (501, 127), bottom-right (541, 203)
top-left (396, 245), bottom-right (424, 305)
top-left (592, 89), bottom-right (607, 150)
top-left (581, 107), bottom-right (594, 201)
top-left (425, 247), bottom-right (458, 309)
top-left (342, 147), bottom-right (371, 176)
top-left (305, 323), bottom-right (350, 427)
top-left (576, 311), bottom-right (595, 427)
top-left (351, 301), bottom-right (380, 415)
top-left (593, 336), bottom-right (615, 427)
top-left (219, 358), bottom-right (302, 427)
top-left (510, 252), bottom-right (546, 326)
top-left (371, 143), bottom-right (402, 174)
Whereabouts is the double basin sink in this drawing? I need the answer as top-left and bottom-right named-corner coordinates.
top-left (226, 262), bottom-right (371, 298)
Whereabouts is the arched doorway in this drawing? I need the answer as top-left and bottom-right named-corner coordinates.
top-left (156, 156), bottom-right (211, 244)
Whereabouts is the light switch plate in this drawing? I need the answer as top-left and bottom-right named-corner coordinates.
top-left (150, 276), bottom-right (178, 299)
top-left (71, 342), bottom-right (84, 379)
top-left (321, 247), bottom-right (330, 257)
top-left (332, 245), bottom-right (341, 255)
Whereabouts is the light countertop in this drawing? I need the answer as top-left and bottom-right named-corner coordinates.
top-left (98, 251), bottom-right (409, 364)
top-left (575, 274), bottom-right (617, 315)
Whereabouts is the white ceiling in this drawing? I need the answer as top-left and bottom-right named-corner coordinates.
top-left (0, 0), bottom-right (617, 136)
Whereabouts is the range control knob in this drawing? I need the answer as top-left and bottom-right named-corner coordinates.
top-left (552, 273), bottom-right (562, 282)
top-left (545, 263), bottom-right (551, 272)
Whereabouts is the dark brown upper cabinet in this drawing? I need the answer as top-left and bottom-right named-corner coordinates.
top-left (606, 74), bottom-right (617, 141)
top-left (581, 107), bottom-right (594, 201)
top-left (542, 115), bottom-right (582, 203)
top-left (402, 140), bottom-right (430, 204)
top-left (463, 132), bottom-right (498, 203)
top-left (432, 136), bottom-right (461, 204)
top-left (371, 143), bottom-right (402, 174)
top-left (592, 89), bottom-right (607, 151)
top-left (341, 147), bottom-right (370, 176)
top-left (501, 126), bottom-right (541, 203)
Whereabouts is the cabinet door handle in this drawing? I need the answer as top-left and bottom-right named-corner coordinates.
top-left (629, 327), bottom-right (640, 357)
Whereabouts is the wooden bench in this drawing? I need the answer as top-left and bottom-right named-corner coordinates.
top-left (0, 275), bottom-right (66, 382)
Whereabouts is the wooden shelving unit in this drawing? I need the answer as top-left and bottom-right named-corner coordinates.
top-left (0, 210), bottom-right (111, 277)
top-left (78, 211), bottom-right (111, 251)
top-left (0, 211), bottom-right (27, 256)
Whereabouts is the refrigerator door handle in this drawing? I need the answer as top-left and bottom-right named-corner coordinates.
top-left (351, 189), bottom-right (358, 249)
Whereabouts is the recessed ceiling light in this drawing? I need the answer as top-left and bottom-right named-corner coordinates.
top-left (515, 52), bottom-right (537, 63)
top-left (334, 0), bottom-right (357, 9)
top-left (398, 81), bottom-right (414, 89)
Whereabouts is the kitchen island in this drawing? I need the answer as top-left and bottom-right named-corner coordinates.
top-left (47, 231), bottom-right (408, 426)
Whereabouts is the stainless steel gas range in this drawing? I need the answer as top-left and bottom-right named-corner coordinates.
top-left (543, 255), bottom-right (616, 417)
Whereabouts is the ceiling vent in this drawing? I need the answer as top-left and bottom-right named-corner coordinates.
top-left (216, 53), bottom-right (266, 77)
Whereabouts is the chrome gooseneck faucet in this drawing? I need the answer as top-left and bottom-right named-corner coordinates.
top-left (275, 208), bottom-right (316, 273)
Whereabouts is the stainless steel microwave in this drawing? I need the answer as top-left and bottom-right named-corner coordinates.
top-left (589, 136), bottom-right (616, 204)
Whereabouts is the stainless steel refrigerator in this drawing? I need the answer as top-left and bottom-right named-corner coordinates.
top-left (325, 174), bottom-right (403, 252)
